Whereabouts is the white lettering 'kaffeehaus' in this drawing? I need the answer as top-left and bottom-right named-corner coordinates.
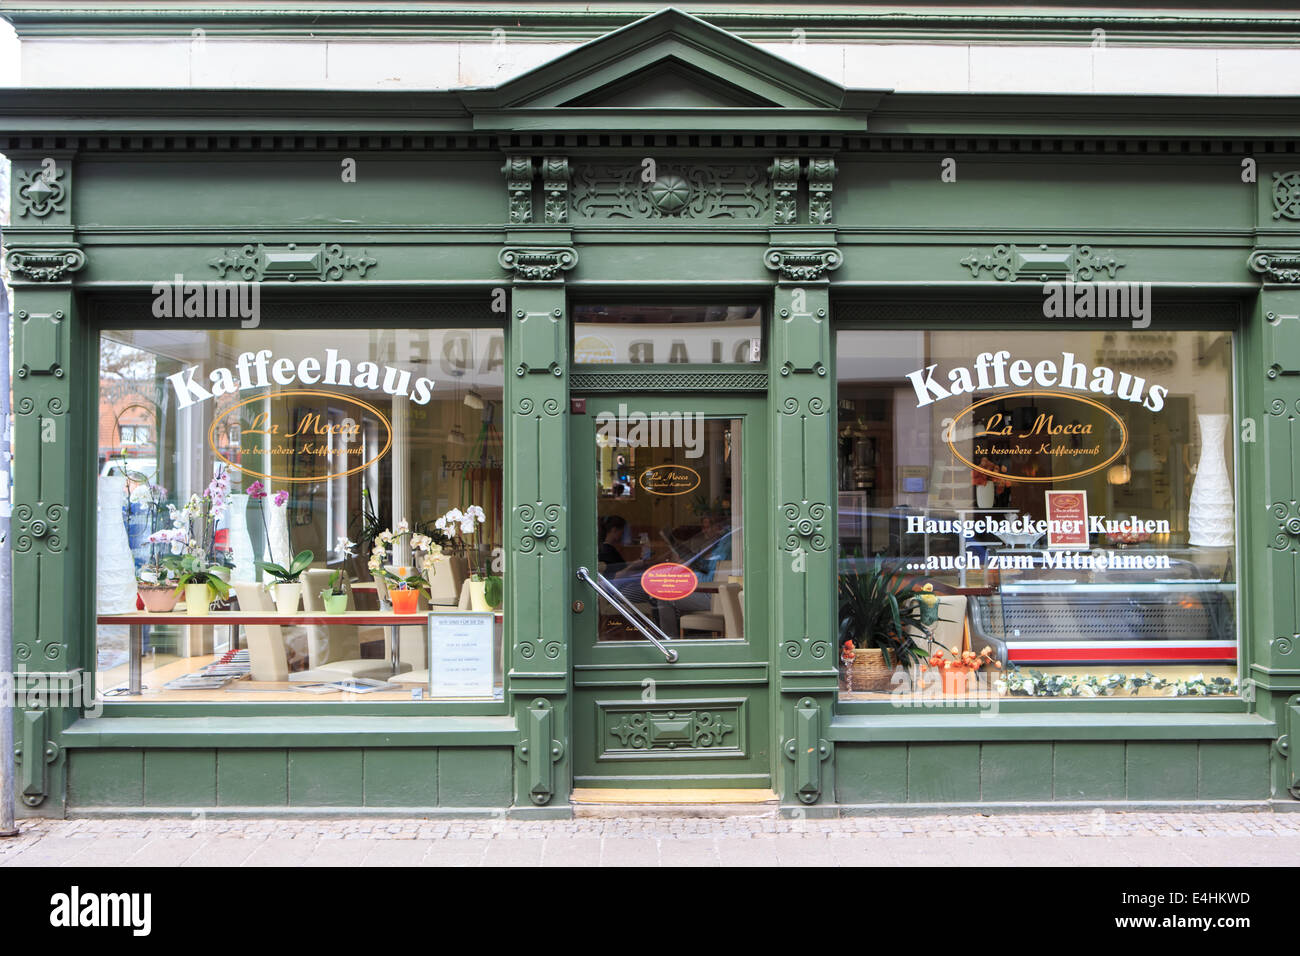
top-left (905, 350), bottom-right (1168, 412)
top-left (166, 349), bottom-right (435, 410)
top-left (49, 886), bottom-right (151, 937)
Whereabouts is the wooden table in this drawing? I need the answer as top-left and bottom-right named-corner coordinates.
top-left (97, 610), bottom-right (503, 696)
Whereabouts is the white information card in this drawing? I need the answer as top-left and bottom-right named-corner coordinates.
top-left (428, 612), bottom-right (495, 698)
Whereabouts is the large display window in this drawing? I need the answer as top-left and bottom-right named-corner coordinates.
top-left (835, 327), bottom-right (1239, 702)
top-left (95, 327), bottom-right (505, 702)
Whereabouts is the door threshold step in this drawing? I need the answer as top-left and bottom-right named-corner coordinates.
top-left (571, 788), bottom-right (779, 818)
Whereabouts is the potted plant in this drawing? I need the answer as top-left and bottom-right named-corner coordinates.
top-left (366, 520), bottom-right (436, 609)
top-left (838, 559), bottom-right (944, 692)
top-left (922, 644), bottom-right (1000, 696)
top-left (435, 505), bottom-right (489, 610)
top-left (164, 552), bottom-right (232, 616)
top-left (136, 558), bottom-right (179, 612)
top-left (376, 567), bottom-right (427, 614)
top-left (258, 549), bottom-right (314, 614)
top-left (319, 569), bottom-right (349, 614)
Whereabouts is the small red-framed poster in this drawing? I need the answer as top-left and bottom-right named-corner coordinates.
top-left (1045, 490), bottom-right (1090, 549)
top-left (640, 563), bottom-right (699, 601)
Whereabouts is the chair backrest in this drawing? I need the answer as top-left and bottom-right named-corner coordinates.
top-left (301, 567), bottom-right (361, 667)
top-left (718, 583), bottom-right (744, 640)
top-left (425, 553), bottom-right (468, 606)
top-left (232, 582), bottom-right (288, 682)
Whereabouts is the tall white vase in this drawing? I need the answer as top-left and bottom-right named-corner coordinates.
top-left (1188, 413), bottom-right (1235, 547)
top-left (97, 473), bottom-right (138, 613)
top-left (266, 499), bottom-right (292, 567)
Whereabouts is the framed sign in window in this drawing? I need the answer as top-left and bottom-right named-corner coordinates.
top-left (427, 612), bottom-right (496, 698)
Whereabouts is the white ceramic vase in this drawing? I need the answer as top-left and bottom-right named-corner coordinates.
top-left (274, 581), bottom-right (302, 614)
top-left (1188, 413), bottom-right (1235, 547)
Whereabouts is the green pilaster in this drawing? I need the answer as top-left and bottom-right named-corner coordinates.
top-left (767, 237), bottom-right (842, 805)
top-left (501, 231), bottom-right (576, 806)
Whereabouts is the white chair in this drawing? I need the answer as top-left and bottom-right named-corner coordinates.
top-left (425, 553), bottom-right (468, 606)
top-left (294, 568), bottom-right (409, 682)
top-left (679, 583), bottom-right (743, 639)
top-left (232, 582), bottom-right (289, 682)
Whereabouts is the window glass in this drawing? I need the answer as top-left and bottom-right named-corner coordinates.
top-left (97, 328), bottom-right (505, 702)
top-left (573, 304), bottom-right (762, 364)
top-left (835, 328), bottom-right (1238, 702)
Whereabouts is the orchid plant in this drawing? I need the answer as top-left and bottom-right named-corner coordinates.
top-left (435, 505), bottom-right (487, 580)
top-left (367, 519), bottom-right (435, 592)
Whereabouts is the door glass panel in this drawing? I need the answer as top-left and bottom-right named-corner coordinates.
top-left (594, 413), bottom-right (744, 642)
top-left (573, 304), bottom-right (763, 364)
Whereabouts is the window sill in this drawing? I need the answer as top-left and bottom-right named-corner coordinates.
top-left (829, 711), bottom-right (1276, 742)
top-left (60, 715), bottom-right (519, 749)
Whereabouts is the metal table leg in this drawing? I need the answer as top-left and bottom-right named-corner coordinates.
top-left (389, 624), bottom-right (400, 676)
top-left (129, 623), bottom-right (143, 696)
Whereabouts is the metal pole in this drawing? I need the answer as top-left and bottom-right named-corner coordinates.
top-left (0, 270), bottom-right (18, 836)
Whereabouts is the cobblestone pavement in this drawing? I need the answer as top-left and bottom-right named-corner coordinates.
top-left (1, 811), bottom-right (1298, 866)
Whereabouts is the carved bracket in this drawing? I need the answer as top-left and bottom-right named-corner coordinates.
top-left (499, 247), bottom-right (577, 282)
top-left (4, 248), bottom-right (85, 283)
top-left (15, 165), bottom-right (67, 218)
top-left (764, 247), bottom-right (842, 283)
top-left (503, 155), bottom-right (536, 224)
top-left (208, 242), bottom-right (376, 281)
top-left (806, 158), bottom-right (836, 225)
top-left (541, 156), bottom-right (569, 224)
top-left (783, 697), bottom-right (831, 805)
top-left (768, 157), bottom-right (800, 225)
top-left (959, 243), bottom-right (1125, 282)
top-left (1249, 250), bottom-right (1300, 283)
top-left (518, 698), bottom-right (565, 806)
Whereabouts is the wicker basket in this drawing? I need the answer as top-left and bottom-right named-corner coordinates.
top-left (850, 648), bottom-right (896, 692)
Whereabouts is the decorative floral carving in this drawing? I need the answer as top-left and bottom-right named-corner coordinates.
top-left (15, 166), bottom-right (67, 218)
top-left (768, 156), bottom-right (800, 225)
top-left (805, 158), bottom-right (836, 225)
top-left (498, 246), bottom-right (578, 281)
top-left (208, 242), bottom-right (376, 281)
top-left (541, 156), bottom-right (569, 224)
top-left (763, 247), bottom-right (843, 282)
top-left (572, 163), bottom-right (769, 220)
top-left (782, 500), bottom-right (829, 552)
top-left (959, 243), bottom-right (1124, 282)
top-left (1248, 250), bottom-right (1300, 283)
top-left (606, 709), bottom-right (736, 751)
top-left (503, 155), bottom-right (535, 224)
top-left (1270, 500), bottom-right (1300, 554)
top-left (516, 502), bottom-right (563, 553)
top-left (1272, 171), bottom-right (1300, 220)
top-left (4, 247), bottom-right (85, 282)
top-left (13, 503), bottom-right (65, 554)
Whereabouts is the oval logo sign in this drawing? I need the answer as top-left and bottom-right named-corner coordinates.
top-left (208, 389), bottom-right (392, 483)
top-left (948, 390), bottom-right (1128, 483)
top-left (637, 464), bottom-right (701, 496)
top-left (640, 563), bottom-right (699, 601)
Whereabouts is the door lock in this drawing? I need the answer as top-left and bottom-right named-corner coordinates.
top-left (571, 600), bottom-right (585, 613)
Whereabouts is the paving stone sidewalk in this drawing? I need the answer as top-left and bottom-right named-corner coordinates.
top-left (2, 810), bottom-right (1298, 866)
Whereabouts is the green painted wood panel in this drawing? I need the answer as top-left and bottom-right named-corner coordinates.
top-left (67, 750), bottom-right (143, 807)
top-left (1053, 741), bottom-right (1126, 801)
top-left (833, 744), bottom-right (907, 805)
top-left (143, 749), bottom-right (217, 807)
top-left (438, 749), bottom-right (513, 807)
top-left (908, 742), bottom-right (980, 803)
top-left (217, 750), bottom-right (289, 807)
top-left (363, 749), bottom-right (438, 807)
top-left (288, 749), bottom-right (364, 806)
top-left (1197, 741), bottom-right (1271, 800)
top-left (1126, 741), bottom-right (1199, 800)
top-left (981, 742), bottom-right (1053, 802)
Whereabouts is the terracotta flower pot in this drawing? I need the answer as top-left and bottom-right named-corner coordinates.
top-left (138, 584), bottom-right (179, 613)
top-left (941, 668), bottom-right (969, 695)
top-left (390, 588), bottom-right (419, 614)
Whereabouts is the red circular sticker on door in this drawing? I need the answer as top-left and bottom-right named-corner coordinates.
top-left (640, 563), bottom-right (698, 601)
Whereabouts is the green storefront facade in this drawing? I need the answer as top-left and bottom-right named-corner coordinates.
top-left (2, 6), bottom-right (1299, 816)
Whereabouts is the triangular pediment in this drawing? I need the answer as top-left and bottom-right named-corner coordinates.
top-left (458, 7), bottom-right (885, 133)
